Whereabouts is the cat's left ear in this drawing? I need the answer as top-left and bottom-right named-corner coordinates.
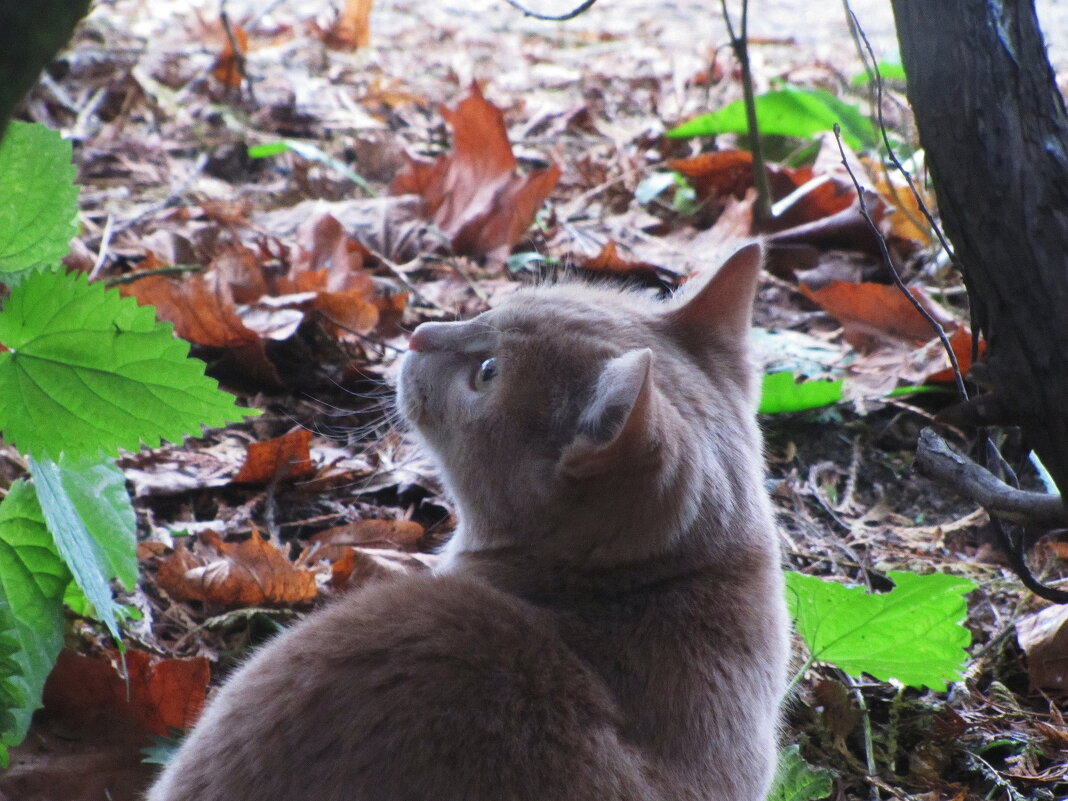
top-left (560, 348), bottom-right (654, 479)
top-left (666, 241), bottom-right (763, 340)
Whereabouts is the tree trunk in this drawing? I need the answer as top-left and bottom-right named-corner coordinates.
top-left (891, 0), bottom-right (1068, 502)
top-left (0, 0), bottom-right (91, 138)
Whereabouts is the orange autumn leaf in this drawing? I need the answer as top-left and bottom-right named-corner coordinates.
top-left (390, 82), bottom-right (560, 263)
top-left (668, 150), bottom-right (755, 200)
top-left (799, 280), bottom-right (957, 351)
top-left (43, 649), bottom-right (210, 737)
top-left (211, 24), bottom-right (248, 88)
top-left (157, 530), bottom-right (318, 607)
top-left (328, 0), bottom-right (374, 49)
top-left (233, 428), bottom-right (316, 484)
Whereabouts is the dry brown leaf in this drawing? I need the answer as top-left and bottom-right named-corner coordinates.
top-left (282, 212), bottom-right (381, 335)
top-left (157, 530), bottom-right (318, 607)
top-left (799, 279), bottom-right (957, 351)
top-left (42, 648), bottom-right (210, 737)
top-left (390, 82), bottom-right (560, 263)
top-left (926, 327), bottom-right (985, 384)
top-left (233, 428), bottom-right (316, 484)
top-left (120, 272), bottom-right (259, 349)
top-left (668, 150), bottom-right (755, 201)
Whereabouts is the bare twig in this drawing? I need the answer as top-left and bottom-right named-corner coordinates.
top-left (915, 428), bottom-right (1066, 527)
top-left (830, 124), bottom-right (968, 403)
top-left (220, 8), bottom-right (256, 104)
top-left (916, 428), bottom-right (1068, 604)
top-left (719, 0), bottom-right (772, 221)
top-left (499, 0), bottom-right (600, 21)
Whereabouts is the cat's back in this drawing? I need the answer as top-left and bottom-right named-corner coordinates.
top-left (147, 571), bottom-right (651, 801)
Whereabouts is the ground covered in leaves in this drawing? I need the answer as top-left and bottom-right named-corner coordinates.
top-left (3, 1), bottom-right (1068, 799)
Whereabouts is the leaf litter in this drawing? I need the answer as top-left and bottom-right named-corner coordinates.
top-left (6, 0), bottom-right (1068, 799)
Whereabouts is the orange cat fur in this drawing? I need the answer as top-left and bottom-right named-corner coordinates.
top-left (147, 242), bottom-right (788, 801)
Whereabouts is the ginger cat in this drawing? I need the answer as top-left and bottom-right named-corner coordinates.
top-left (147, 242), bottom-right (788, 801)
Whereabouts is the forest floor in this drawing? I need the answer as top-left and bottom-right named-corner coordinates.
top-left (3, 1), bottom-right (1068, 799)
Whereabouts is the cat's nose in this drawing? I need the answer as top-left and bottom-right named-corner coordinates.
top-left (407, 322), bottom-right (449, 352)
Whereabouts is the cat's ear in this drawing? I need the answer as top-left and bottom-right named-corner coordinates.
top-left (667, 241), bottom-right (763, 340)
top-left (560, 348), bottom-right (654, 479)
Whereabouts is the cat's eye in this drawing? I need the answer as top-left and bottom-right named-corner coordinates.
top-left (475, 357), bottom-right (498, 388)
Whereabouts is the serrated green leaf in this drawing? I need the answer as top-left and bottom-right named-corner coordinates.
top-left (0, 481), bottom-right (68, 751)
top-left (786, 571), bottom-right (976, 690)
top-left (0, 122), bottom-right (79, 273)
top-left (766, 745), bottom-right (833, 801)
top-left (667, 87), bottom-right (878, 151)
top-left (29, 456), bottom-right (124, 642)
top-left (0, 268), bottom-right (258, 460)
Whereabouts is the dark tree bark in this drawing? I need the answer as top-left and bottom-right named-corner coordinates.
top-left (0, 0), bottom-right (92, 138)
top-left (891, 0), bottom-right (1068, 503)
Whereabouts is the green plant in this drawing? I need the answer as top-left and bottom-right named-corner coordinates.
top-left (667, 86), bottom-right (879, 152)
top-left (766, 745), bottom-right (834, 801)
top-left (785, 570), bottom-right (977, 691)
top-left (0, 121), bottom-right (257, 764)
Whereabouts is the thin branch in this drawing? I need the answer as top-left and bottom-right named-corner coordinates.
top-left (830, 124), bottom-right (968, 403)
top-left (103, 264), bottom-right (204, 287)
top-left (499, 0), bottom-right (600, 21)
top-left (915, 428), bottom-right (1066, 527)
top-left (719, 0), bottom-right (772, 221)
top-left (916, 428), bottom-right (1068, 605)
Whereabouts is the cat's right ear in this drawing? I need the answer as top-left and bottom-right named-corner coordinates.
top-left (560, 348), bottom-right (654, 479)
top-left (666, 241), bottom-right (763, 341)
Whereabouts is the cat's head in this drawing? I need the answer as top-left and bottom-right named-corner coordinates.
top-left (397, 243), bottom-right (769, 567)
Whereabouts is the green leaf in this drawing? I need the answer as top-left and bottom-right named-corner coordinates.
top-left (851, 61), bottom-right (907, 86)
top-left (29, 456), bottom-right (125, 642)
top-left (0, 121), bottom-right (79, 273)
top-left (0, 481), bottom-right (69, 753)
top-left (0, 268), bottom-right (257, 460)
top-left (759, 372), bottom-right (844, 414)
top-left (667, 87), bottom-right (878, 151)
top-left (785, 570), bottom-right (977, 689)
top-left (766, 745), bottom-right (833, 801)
top-left (250, 139), bottom-right (378, 196)
top-left (247, 141), bottom-right (290, 158)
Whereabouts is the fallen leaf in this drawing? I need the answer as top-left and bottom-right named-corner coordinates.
top-left (42, 648), bottom-right (210, 737)
top-left (390, 82), bottom-right (560, 264)
top-left (668, 150), bottom-right (756, 200)
top-left (799, 279), bottom-right (958, 351)
top-left (282, 212), bottom-right (380, 335)
top-left (157, 530), bottom-right (318, 607)
top-left (233, 428), bottom-right (315, 484)
top-left (327, 0), bottom-right (374, 49)
top-left (1016, 604), bottom-right (1068, 694)
top-left (211, 24), bottom-right (248, 88)
top-left (119, 272), bottom-right (259, 349)
top-left (926, 327), bottom-right (985, 384)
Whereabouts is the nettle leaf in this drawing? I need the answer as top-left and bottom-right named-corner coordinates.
top-left (766, 745), bottom-right (833, 801)
top-left (786, 571), bottom-right (977, 690)
top-left (0, 480), bottom-right (69, 756)
top-left (29, 456), bottom-right (129, 642)
top-left (0, 121), bottom-right (79, 273)
top-left (667, 87), bottom-right (878, 151)
top-left (0, 268), bottom-right (258, 461)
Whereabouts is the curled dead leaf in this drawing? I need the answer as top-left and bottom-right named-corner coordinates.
top-left (1016, 604), bottom-right (1068, 694)
top-left (157, 530), bottom-right (318, 607)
